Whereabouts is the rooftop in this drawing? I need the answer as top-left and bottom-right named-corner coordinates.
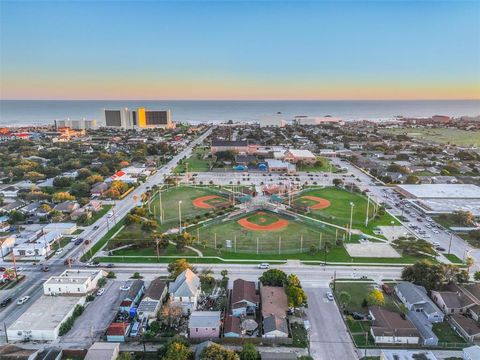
top-left (260, 286), bottom-right (288, 318)
top-left (397, 184), bottom-right (480, 199)
top-left (8, 295), bottom-right (82, 332)
top-left (189, 311), bottom-right (221, 328)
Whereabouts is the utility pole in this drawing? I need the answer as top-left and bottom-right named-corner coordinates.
top-left (448, 232), bottom-right (453, 255)
top-left (365, 195), bottom-right (370, 227)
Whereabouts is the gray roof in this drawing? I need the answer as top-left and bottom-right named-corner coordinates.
top-left (169, 269), bottom-right (200, 297)
top-left (189, 311), bottom-right (221, 328)
top-left (407, 311), bottom-right (438, 345)
top-left (263, 315), bottom-right (288, 335)
top-left (125, 280), bottom-right (144, 301)
top-left (212, 139), bottom-right (248, 147)
top-left (396, 282), bottom-right (442, 316)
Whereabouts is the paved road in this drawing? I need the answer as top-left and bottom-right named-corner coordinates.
top-left (330, 157), bottom-right (480, 271)
top-left (305, 287), bottom-right (358, 360)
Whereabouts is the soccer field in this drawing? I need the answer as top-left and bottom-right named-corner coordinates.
top-left (195, 210), bottom-right (338, 254)
top-left (293, 187), bottom-right (398, 234)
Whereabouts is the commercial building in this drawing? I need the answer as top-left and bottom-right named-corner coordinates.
top-left (43, 222), bottom-right (77, 235)
top-left (211, 140), bottom-right (250, 154)
top-left (43, 269), bottom-right (105, 295)
top-left (85, 342), bottom-right (120, 360)
top-left (293, 115), bottom-right (345, 126)
top-left (396, 184), bottom-right (480, 216)
top-left (54, 118), bottom-right (97, 130)
top-left (7, 295), bottom-right (85, 341)
top-left (103, 108), bottom-right (174, 130)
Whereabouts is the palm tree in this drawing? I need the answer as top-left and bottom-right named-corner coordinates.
top-left (466, 256), bottom-right (474, 274)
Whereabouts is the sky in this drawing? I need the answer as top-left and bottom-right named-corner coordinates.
top-left (0, 0), bottom-right (479, 100)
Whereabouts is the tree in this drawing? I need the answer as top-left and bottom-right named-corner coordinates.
top-left (85, 174), bottom-right (104, 185)
top-left (70, 181), bottom-right (91, 197)
top-left (474, 271), bottom-right (480, 281)
top-left (141, 219), bottom-right (158, 231)
top-left (168, 258), bottom-right (194, 278)
top-left (117, 353), bottom-right (133, 360)
top-left (401, 260), bottom-right (465, 291)
top-left (259, 269), bottom-right (288, 286)
top-left (367, 289), bottom-right (385, 306)
top-left (8, 210), bottom-right (26, 224)
top-left (452, 210), bottom-right (475, 226)
top-left (53, 176), bottom-right (73, 188)
top-left (239, 343), bottom-right (259, 360)
top-left (333, 178), bottom-right (343, 187)
top-left (466, 256), bottom-right (475, 273)
top-left (52, 191), bottom-right (75, 202)
top-left (338, 291), bottom-right (351, 309)
top-left (221, 269), bottom-right (228, 279)
top-left (176, 232), bottom-right (195, 250)
top-left (286, 285), bottom-right (308, 308)
top-left (405, 175), bottom-right (420, 184)
top-left (287, 273), bottom-right (301, 288)
top-left (200, 343), bottom-right (239, 360)
top-left (456, 270), bottom-right (469, 284)
top-left (161, 340), bottom-right (192, 360)
top-left (158, 304), bottom-right (183, 329)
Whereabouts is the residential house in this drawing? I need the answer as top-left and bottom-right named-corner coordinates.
top-left (85, 342), bottom-right (120, 360)
top-left (463, 345), bottom-right (480, 360)
top-left (0, 186), bottom-right (19, 198)
top-left (431, 283), bottom-right (476, 315)
top-left (283, 149), bottom-right (316, 164)
top-left (0, 235), bottom-right (15, 259)
top-left (369, 306), bottom-right (420, 345)
top-left (231, 279), bottom-right (259, 317)
top-left (0, 200), bottom-right (25, 213)
top-left (380, 350), bottom-right (438, 360)
top-left (137, 278), bottom-right (167, 319)
top-left (260, 286), bottom-right (289, 338)
top-left (119, 280), bottom-right (145, 312)
top-left (54, 201), bottom-right (80, 214)
top-left (224, 315), bottom-right (241, 338)
top-left (19, 201), bottom-right (42, 216)
top-left (450, 315), bottom-right (480, 342)
top-left (406, 311), bottom-right (438, 346)
top-left (169, 269), bottom-right (201, 315)
top-left (188, 311), bottom-right (221, 339)
top-left (106, 322), bottom-right (131, 342)
top-left (91, 182), bottom-right (109, 197)
top-left (459, 283), bottom-right (480, 321)
top-left (395, 282), bottom-right (444, 323)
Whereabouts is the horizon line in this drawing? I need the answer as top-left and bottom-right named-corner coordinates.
top-left (2, 98), bottom-right (480, 102)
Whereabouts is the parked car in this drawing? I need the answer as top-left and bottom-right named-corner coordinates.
top-left (106, 263), bottom-right (115, 268)
top-left (0, 267), bottom-right (6, 272)
top-left (0, 298), bottom-right (12, 307)
top-left (352, 312), bottom-right (366, 320)
top-left (381, 283), bottom-right (394, 295)
top-left (120, 284), bottom-right (131, 291)
top-left (96, 288), bottom-right (105, 296)
top-left (258, 263), bottom-right (270, 269)
top-left (74, 238), bottom-right (84, 245)
top-left (41, 265), bottom-right (49, 272)
top-left (93, 225), bottom-right (99, 230)
top-left (326, 292), bottom-right (334, 301)
top-left (55, 249), bottom-right (63, 255)
top-left (16, 296), bottom-right (30, 305)
top-left (86, 262), bottom-right (100, 268)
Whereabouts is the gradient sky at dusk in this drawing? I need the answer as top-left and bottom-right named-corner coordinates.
top-left (1, 0), bottom-right (479, 100)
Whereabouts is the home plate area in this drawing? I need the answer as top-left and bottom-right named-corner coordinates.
top-left (345, 243), bottom-right (401, 258)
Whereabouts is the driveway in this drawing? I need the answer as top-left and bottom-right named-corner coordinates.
top-left (60, 280), bottom-right (124, 347)
top-left (304, 287), bottom-right (358, 360)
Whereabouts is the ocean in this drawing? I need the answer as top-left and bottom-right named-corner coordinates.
top-left (0, 100), bottom-right (479, 126)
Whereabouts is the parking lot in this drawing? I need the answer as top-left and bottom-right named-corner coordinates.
top-left (60, 279), bottom-right (125, 347)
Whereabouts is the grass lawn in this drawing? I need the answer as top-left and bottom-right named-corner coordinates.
top-left (333, 282), bottom-right (399, 313)
top-left (291, 323), bottom-right (308, 348)
top-left (294, 187), bottom-right (399, 236)
top-left (297, 156), bottom-right (341, 172)
top-left (432, 322), bottom-right (466, 345)
top-left (196, 210), bottom-right (337, 254)
top-left (174, 147), bottom-right (212, 173)
top-left (444, 253), bottom-right (464, 264)
top-left (110, 243), bottom-right (197, 257)
top-left (81, 219), bottom-right (124, 261)
top-left (380, 127), bottom-right (480, 147)
top-left (51, 237), bottom-right (72, 251)
top-left (148, 185), bottom-right (228, 232)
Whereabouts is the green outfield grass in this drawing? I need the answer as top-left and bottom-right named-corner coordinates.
top-left (149, 185), bottom-right (229, 232)
top-left (294, 187), bottom-right (399, 235)
top-left (195, 210), bottom-right (338, 254)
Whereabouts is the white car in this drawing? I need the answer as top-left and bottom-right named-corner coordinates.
top-left (96, 288), bottom-right (105, 296)
top-left (258, 263), bottom-right (270, 269)
top-left (15, 267), bottom-right (23, 272)
top-left (326, 292), bottom-right (334, 301)
top-left (55, 249), bottom-right (63, 255)
top-left (120, 284), bottom-right (131, 291)
top-left (17, 296), bottom-right (30, 305)
top-left (432, 242), bottom-right (441, 247)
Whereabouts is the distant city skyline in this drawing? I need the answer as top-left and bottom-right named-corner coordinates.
top-left (1, 0), bottom-right (479, 100)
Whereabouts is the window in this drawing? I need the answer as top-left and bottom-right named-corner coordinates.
top-left (195, 328), bottom-right (198, 332)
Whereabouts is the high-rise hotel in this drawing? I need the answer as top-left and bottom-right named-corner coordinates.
top-left (103, 107), bottom-right (174, 130)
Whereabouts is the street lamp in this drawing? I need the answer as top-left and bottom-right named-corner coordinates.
top-left (178, 200), bottom-right (183, 233)
top-left (349, 202), bottom-right (355, 241)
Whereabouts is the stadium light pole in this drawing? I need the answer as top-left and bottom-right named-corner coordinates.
top-left (178, 200), bottom-right (182, 233)
top-left (349, 202), bottom-right (355, 241)
top-left (365, 195), bottom-right (370, 227)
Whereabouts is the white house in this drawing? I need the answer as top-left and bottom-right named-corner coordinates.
top-left (168, 269), bottom-right (201, 315)
top-left (13, 242), bottom-right (49, 258)
top-left (137, 278), bottom-right (167, 319)
top-left (43, 269), bottom-right (105, 295)
top-left (395, 282), bottom-right (444, 323)
top-left (0, 235), bottom-right (16, 258)
top-left (0, 186), bottom-right (19, 198)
